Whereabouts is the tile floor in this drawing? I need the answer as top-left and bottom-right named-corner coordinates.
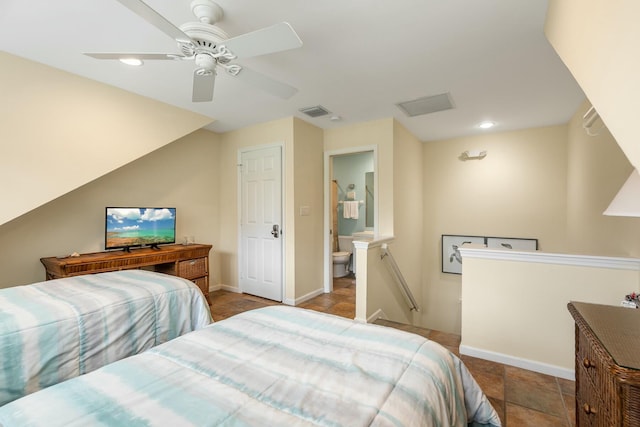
top-left (209, 276), bottom-right (576, 427)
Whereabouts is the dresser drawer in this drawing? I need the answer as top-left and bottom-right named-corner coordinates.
top-left (192, 276), bottom-right (209, 296)
top-left (568, 302), bottom-right (640, 427)
top-left (178, 257), bottom-right (208, 279)
top-left (577, 328), bottom-right (603, 389)
top-left (576, 364), bottom-right (610, 426)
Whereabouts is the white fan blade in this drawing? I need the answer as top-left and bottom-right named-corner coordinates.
top-left (84, 53), bottom-right (184, 60)
top-left (222, 22), bottom-right (302, 59)
top-left (232, 66), bottom-right (298, 99)
top-left (193, 70), bottom-right (215, 102)
top-left (115, 0), bottom-right (192, 44)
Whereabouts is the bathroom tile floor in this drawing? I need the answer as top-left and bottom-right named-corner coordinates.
top-left (209, 276), bottom-right (575, 427)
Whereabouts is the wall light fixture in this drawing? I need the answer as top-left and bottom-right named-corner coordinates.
top-left (460, 150), bottom-right (487, 160)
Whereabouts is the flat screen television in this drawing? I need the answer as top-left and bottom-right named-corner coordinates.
top-left (105, 207), bottom-right (176, 251)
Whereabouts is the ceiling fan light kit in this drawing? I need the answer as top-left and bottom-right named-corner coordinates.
top-left (119, 57), bottom-right (143, 66)
top-left (86, 0), bottom-right (303, 102)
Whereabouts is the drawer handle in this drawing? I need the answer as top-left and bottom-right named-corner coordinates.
top-left (583, 358), bottom-right (595, 369)
top-left (190, 261), bottom-right (196, 266)
top-left (583, 403), bottom-right (597, 415)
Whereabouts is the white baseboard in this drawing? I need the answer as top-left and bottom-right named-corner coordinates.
top-left (211, 285), bottom-right (321, 306)
top-left (459, 345), bottom-right (575, 381)
top-left (359, 308), bottom-right (386, 324)
top-left (210, 284), bottom-right (240, 293)
top-left (283, 288), bottom-right (325, 307)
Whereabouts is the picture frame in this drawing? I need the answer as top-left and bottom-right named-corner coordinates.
top-left (441, 234), bottom-right (485, 274)
top-left (486, 237), bottom-right (538, 251)
top-left (441, 234), bottom-right (539, 274)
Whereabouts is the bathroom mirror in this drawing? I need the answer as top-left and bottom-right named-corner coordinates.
top-left (365, 171), bottom-right (374, 228)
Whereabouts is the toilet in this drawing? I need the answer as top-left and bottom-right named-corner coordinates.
top-left (332, 235), bottom-right (354, 278)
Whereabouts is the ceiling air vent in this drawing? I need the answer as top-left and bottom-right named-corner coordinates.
top-left (396, 92), bottom-right (455, 117)
top-left (299, 105), bottom-right (331, 118)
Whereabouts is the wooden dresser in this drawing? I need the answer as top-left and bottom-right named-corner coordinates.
top-left (41, 244), bottom-right (212, 304)
top-left (568, 302), bottom-right (640, 426)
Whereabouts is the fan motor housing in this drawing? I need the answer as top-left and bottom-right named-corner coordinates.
top-left (180, 22), bottom-right (229, 54)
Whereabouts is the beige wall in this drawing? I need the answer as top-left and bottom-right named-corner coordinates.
top-left (350, 121), bottom-right (425, 324)
top-left (324, 119), bottom-right (424, 324)
top-left (216, 117), bottom-right (325, 303)
top-left (324, 118), bottom-right (394, 235)
top-left (0, 52), bottom-right (212, 226)
top-left (422, 126), bottom-right (569, 333)
top-left (357, 241), bottom-right (414, 324)
top-left (458, 101), bottom-right (640, 377)
top-left (0, 129), bottom-right (221, 288)
top-left (217, 118), bottom-right (294, 295)
top-left (545, 0), bottom-right (640, 173)
top-left (566, 101), bottom-right (640, 257)
top-left (391, 121), bottom-right (423, 323)
top-left (292, 119), bottom-right (325, 299)
top-left (0, 114), bottom-right (327, 304)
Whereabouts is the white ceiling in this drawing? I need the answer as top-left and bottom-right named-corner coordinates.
top-left (0, 0), bottom-right (585, 141)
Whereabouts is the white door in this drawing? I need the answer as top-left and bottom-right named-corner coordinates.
top-left (239, 146), bottom-right (283, 301)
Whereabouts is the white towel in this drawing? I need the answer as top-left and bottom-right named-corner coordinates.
top-left (343, 201), bottom-right (351, 219)
top-left (344, 201), bottom-right (359, 219)
top-left (350, 201), bottom-right (359, 219)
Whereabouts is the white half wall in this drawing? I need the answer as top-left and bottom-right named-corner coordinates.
top-left (459, 247), bottom-right (640, 380)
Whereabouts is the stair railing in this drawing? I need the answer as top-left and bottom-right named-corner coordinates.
top-left (380, 243), bottom-right (420, 312)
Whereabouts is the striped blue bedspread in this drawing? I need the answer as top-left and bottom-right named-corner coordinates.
top-left (0, 306), bottom-right (500, 426)
top-left (0, 270), bottom-right (212, 406)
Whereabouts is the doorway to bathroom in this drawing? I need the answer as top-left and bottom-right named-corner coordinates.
top-left (323, 146), bottom-right (377, 293)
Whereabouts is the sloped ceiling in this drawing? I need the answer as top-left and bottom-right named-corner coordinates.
top-left (0, 52), bottom-right (212, 226)
top-left (546, 0), bottom-right (640, 172)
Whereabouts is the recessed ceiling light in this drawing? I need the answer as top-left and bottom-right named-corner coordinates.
top-left (478, 121), bottom-right (495, 129)
top-left (119, 58), bottom-right (143, 66)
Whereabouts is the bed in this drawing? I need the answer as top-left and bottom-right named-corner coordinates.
top-left (0, 269), bottom-right (212, 406)
top-left (0, 306), bottom-right (500, 426)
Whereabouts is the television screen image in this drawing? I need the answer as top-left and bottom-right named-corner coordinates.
top-left (106, 207), bottom-right (176, 250)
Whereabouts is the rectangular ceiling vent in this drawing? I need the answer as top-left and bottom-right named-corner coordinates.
top-left (396, 92), bottom-right (455, 117)
top-left (299, 105), bottom-right (331, 118)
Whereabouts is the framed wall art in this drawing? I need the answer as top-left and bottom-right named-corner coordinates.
top-left (441, 234), bottom-right (485, 274)
top-left (442, 234), bottom-right (538, 274)
top-left (486, 237), bottom-right (538, 251)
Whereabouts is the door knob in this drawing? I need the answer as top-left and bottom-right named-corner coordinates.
top-left (271, 224), bottom-right (280, 238)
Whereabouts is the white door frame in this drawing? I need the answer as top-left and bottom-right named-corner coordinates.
top-left (237, 142), bottom-right (286, 301)
top-left (323, 145), bottom-right (378, 293)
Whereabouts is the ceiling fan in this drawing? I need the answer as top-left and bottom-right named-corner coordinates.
top-left (85, 0), bottom-right (303, 102)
